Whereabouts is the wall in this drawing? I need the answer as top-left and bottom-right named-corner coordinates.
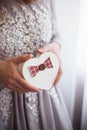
top-left (55, 0), bottom-right (80, 120)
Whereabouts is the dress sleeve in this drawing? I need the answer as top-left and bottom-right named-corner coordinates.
top-left (50, 0), bottom-right (62, 46)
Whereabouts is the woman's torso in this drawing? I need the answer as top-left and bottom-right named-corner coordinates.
top-left (0, 0), bottom-right (52, 60)
top-left (0, 0), bottom-right (53, 127)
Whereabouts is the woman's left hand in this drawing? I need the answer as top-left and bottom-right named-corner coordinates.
top-left (37, 42), bottom-right (62, 86)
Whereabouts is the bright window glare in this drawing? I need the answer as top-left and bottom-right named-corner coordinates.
top-left (76, 0), bottom-right (87, 73)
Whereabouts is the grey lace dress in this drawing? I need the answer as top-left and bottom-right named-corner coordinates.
top-left (0, 0), bottom-right (73, 130)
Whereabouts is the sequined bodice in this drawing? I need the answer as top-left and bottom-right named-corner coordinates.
top-left (0, 3), bottom-right (52, 60)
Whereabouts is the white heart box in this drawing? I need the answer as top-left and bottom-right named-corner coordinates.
top-left (18, 52), bottom-right (59, 90)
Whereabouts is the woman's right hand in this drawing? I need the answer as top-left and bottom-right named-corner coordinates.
top-left (0, 55), bottom-right (40, 93)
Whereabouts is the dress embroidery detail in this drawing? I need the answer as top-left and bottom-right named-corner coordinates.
top-left (0, 88), bottom-right (13, 126)
top-left (25, 92), bottom-right (40, 123)
top-left (0, 4), bottom-right (52, 59)
top-left (49, 88), bottom-right (60, 106)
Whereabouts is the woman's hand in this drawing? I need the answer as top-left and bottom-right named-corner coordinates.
top-left (37, 42), bottom-right (62, 86)
top-left (0, 55), bottom-right (40, 93)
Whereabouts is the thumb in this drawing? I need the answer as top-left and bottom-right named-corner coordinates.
top-left (11, 54), bottom-right (33, 64)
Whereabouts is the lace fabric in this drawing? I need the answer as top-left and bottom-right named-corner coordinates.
top-left (0, 88), bottom-right (13, 126)
top-left (0, 3), bottom-right (52, 59)
top-left (25, 92), bottom-right (40, 123)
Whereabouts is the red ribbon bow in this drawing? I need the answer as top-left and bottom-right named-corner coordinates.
top-left (29, 57), bottom-right (53, 77)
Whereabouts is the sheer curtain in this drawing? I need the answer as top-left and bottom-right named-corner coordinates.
top-left (76, 0), bottom-right (87, 129)
top-left (56, 0), bottom-right (87, 130)
top-left (56, 0), bottom-right (80, 120)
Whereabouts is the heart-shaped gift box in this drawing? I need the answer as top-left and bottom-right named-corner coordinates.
top-left (18, 52), bottom-right (59, 90)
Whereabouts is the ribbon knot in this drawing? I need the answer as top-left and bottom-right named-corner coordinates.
top-left (29, 57), bottom-right (53, 77)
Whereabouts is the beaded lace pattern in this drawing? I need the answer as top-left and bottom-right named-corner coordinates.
top-left (0, 88), bottom-right (12, 126)
top-left (25, 92), bottom-right (40, 123)
top-left (0, 3), bottom-right (57, 126)
top-left (0, 4), bottom-right (52, 59)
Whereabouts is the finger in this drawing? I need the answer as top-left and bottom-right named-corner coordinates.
top-left (7, 78), bottom-right (27, 93)
top-left (13, 81), bottom-right (29, 93)
top-left (54, 67), bottom-right (62, 86)
top-left (17, 75), bottom-right (40, 92)
top-left (7, 84), bottom-right (16, 91)
top-left (7, 83), bottom-right (21, 92)
top-left (10, 54), bottom-right (33, 64)
top-left (7, 83), bottom-right (26, 93)
top-left (37, 46), bottom-right (49, 54)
